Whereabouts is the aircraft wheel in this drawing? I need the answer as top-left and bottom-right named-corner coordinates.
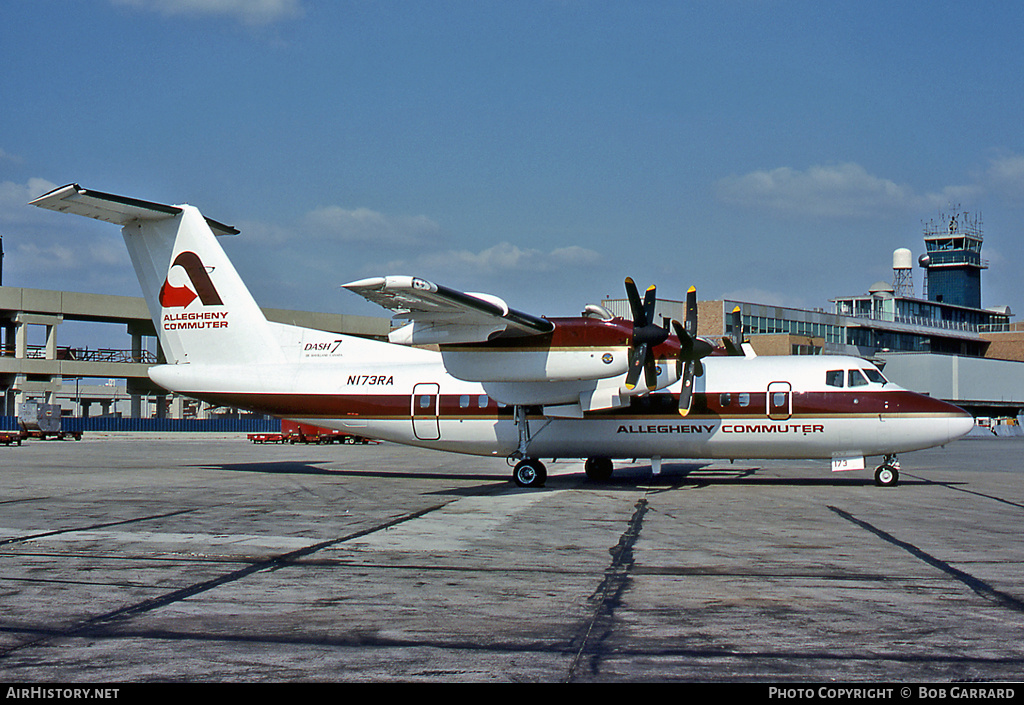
top-left (512, 459), bottom-right (547, 488)
top-left (874, 464), bottom-right (899, 487)
top-left (584, 457), bottom-right (614, 482)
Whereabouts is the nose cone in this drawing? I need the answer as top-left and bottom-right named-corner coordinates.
top-left (944, 402), bottom-right (975, 443)
top-left (890, 392), bottom-right (975, 453)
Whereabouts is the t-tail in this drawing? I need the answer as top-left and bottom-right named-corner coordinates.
top-left (30, 184), bottom-right (285, 366)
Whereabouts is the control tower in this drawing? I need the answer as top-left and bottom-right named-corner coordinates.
top-left (918, 208), bottom-right (986, 309)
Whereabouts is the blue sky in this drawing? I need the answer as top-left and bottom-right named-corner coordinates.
top-left (3, 0), bottom-right (1023, 328)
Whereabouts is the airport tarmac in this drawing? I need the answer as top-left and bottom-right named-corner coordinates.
top-left (1, 433), bottom-right (1022, 683)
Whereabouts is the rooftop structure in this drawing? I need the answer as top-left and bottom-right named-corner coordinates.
top-left (919, 208), bottom-right (987, 308)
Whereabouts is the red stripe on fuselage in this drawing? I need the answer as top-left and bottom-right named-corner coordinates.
top-left (182, 389), bottom-right (965, 421)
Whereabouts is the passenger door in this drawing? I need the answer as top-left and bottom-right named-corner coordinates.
top-left (411, 383), bottom-right (441, 440)
top-left (767, 381), bottom-right (792, 421)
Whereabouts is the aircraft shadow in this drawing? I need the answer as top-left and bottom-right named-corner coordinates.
top-left (190, 460), bottom-right (946, 491)
top-left (190, 460), bottom-right (503, 484)
top-left (546, 463), bottom-right (944, 489)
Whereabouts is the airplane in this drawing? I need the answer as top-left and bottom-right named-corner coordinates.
top-left (30, 184), bottom-right (975, 488)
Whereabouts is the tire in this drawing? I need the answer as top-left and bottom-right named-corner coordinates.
top-left (584, 457), bottom-right (614, 481)
top-left (874, 464), bottom-right (899, 487)
top-left (512, 459), bottom-right (547, 488)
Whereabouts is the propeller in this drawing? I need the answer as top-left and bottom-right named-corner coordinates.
top-left (671, 286), bottom-right (714, 415)
top-left (623, 278), bottom-right (671, 391)
top-left (623, 279), bottom-right (713, 416)
top-left (722, 305), bottom-right (744, 356)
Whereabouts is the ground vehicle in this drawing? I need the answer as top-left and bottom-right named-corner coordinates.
top-left (248, 420), bottom-right (376, 445)
top-left (1, 431), bottom-right (25, 446)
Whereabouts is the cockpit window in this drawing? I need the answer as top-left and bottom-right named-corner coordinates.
top-left (862, 367), bottom-right (887, 384)
top-left (847, 369), bottom-right (869, 387)
top-left (826, 370), bottom-right (844, 388)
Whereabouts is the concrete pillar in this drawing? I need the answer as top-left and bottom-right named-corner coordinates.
top-left (15, 321), bottom-right (26, 359)
top-left (45, 323), bottom-right (57, 360)
top-left (131, 332), bottom-right (142, 363)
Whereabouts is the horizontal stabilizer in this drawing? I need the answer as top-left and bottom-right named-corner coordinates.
top-left (30, 184), bottom-right (239, 237)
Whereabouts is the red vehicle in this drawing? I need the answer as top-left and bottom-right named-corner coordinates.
top-left (1, 431), bottom-right (25, 446)
top-left (248, 420), bottom-right (376, 445)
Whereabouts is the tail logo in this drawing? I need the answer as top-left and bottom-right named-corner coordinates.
top-left (159, 251), bottom-right (224, 308)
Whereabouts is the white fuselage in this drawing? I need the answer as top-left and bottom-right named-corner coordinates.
top-left (149, 340), bottom-right (974, 462)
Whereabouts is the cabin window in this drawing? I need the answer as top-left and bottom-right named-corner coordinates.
top-left (418, 394), bottom-right (432, 409)
top-left (459, 395), bottom-right (470, 408)
top-left (862, 367), bottom-right (887, 384)
top-left (826, 370), bottom-right (844, 388)
top-left (772, 392), bottom-right (787, 408)
top-left (720, 393), bottom-right (731, 407)
top-left (478, 394), bottom-right (489, 408)
top-left (738, 393), bottom-right (750, 407)
top-left (848, 369), bottom-right (869, 387)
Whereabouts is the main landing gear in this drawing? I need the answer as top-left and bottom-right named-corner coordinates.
top-left (584, 457), bottom-right (614, 481)
top-left (510, 405), bottom-right (547, 488)
top-left (512, 458), bottom-right (547, 488)
top-left (512, 457), bottom-right (615, 487)
top-left (874, 454), bottom-right (901, 487)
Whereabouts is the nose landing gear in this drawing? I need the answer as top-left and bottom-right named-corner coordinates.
top-left (874, 454), bottom-right (900, 487)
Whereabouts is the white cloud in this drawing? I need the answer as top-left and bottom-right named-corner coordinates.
top-left (714, 163), bottom-right (917, 218)
top-left (111, 0), bottom-right (304, 26)
top-left (233, 203), bottom-right (442, 248)
top-left (374, 241), bottom-right (602, 276)
top-left (304, 205), bottom-right (441, 246)
top-left (984, 153), bottom-right (1024, 204)
top-left (13, 242), bottom-right (80, 271)
top-left (0, 148), bottom-right (22, 164)
top-left (712, 156), bottom-right (1024, 219)
top-left (0, 178), bottom-right (58, 224)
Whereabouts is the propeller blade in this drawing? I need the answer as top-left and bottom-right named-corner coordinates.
top-left (678, 359), bottom-right (696, 416)
top-left (642, 284), bottom-right (658, 330)
top-left (672, 319), bottom-right (691, 354)
top-left (624, 277), bottom-right (647, 327)
top-left (722, 305), bottom-right (744, 356)
top-left (685, 286), bottom-right (698, 337)
top-left (623, 277), bottom-right (672, 393)
top-left (672, 288), bottom-right (714, 415)
top-left (625, 341), bottom-right (648, 390)
top-left (671, 319), bottom-right (687, 379)
top-left (692, 337), bottom-right (714, 361)
top-left (644, 356), bottom-right (659, 391)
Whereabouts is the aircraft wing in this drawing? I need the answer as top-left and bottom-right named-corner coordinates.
top-left (343, 275), bottom-right (554, 345)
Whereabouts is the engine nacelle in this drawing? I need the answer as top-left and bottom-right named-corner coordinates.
top-left (438, 316), bottom-right (632, 383)
top-left (441, 346), bottom-right (629, 382)
top-left (439, 317), bottom-right (683, 407)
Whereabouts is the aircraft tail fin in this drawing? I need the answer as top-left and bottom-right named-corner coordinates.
top-left (30, 184), bottom-right (285, 365)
